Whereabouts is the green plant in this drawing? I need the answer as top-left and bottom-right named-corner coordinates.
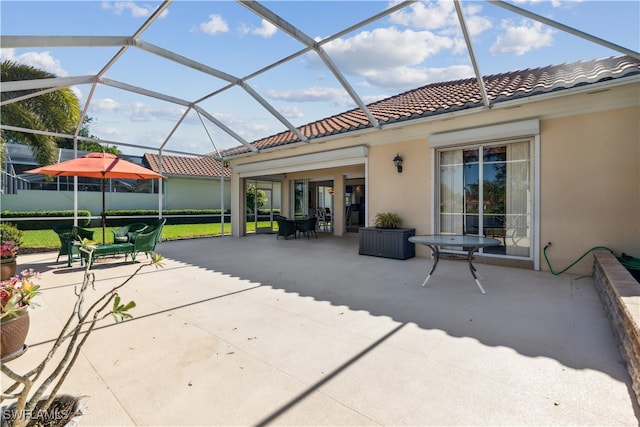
top-left (374, 212), bottom-right (403, 229)
top-left (1, 269), bottom-right (41, 321)
top-left (246, 184), bottom-right (267, 213)
top-left (0, 223), bottom-right (23, 249)
top-left (0, 241), bottom-right (164, 427)
top-left (1, 241), bottom-right (19, 261)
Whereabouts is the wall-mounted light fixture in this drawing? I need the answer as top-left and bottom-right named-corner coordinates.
top-left (328, 188), bottom-right (335, 195)
top-left (393, 153), bottom-right (403, 173)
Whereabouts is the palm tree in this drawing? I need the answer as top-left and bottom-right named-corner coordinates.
top-left (1, 60), bottom-right (81, 166)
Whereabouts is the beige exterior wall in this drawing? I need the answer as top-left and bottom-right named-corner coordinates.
top-left (540, 106), bottom-right (639, 275)
top-left (228, 80), bottom-right (639, 274)
top-left (367, 140), bottom-right (430, 231)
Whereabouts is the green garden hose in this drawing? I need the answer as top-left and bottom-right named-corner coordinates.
top-left (543, 243), bottom-right (640, 276)
top-left (618, 252), bottom-right (640, 271)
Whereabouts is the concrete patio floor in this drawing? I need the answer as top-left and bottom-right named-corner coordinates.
top-left (3, 233), bottom-right (639, 426)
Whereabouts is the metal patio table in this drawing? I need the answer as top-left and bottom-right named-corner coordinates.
top-left (408, 235), bottom-right (501, 294)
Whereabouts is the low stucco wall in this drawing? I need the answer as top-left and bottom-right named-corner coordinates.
top-left (593, 250), bottom-right (640, 405)
top-left (1, 190), bottom-right (160, 213)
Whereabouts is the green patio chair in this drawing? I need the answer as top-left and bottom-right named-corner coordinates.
top-left (112, 222), bottom-right (148, 243)
top-left (130, 219), bottom-right (166, 261)
top-left (53, 226), bottom-right (95, 267)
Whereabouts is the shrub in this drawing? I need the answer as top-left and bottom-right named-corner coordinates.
top-left (0, 222), bottom-right (23, 248)
top-left (0, 211), bottom-right (91, 230)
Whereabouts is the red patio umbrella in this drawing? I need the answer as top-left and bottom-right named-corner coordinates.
top-left (26, 152), bottom-right (165, 244)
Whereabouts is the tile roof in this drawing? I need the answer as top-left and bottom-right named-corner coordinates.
top-left (221, 55), bottom-right (640, 157)
top-left (143, 153), bottom-right (230, 178)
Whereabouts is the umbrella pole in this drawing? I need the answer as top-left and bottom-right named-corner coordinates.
top-left (102, 178), bottom-right (106, 245)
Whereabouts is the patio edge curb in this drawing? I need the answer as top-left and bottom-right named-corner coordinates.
top-left (593, 249), bottom-right (640, 406)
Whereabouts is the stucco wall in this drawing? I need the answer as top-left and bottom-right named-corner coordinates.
top-left (2, 177), bottom-right (232, 215)
top-left (1, 190), bottom-right (159, 214)
top-left (164, 177), bottom-right (230, 210)
top-left (368, 139), bottom-right (431, 238)
top-left (365, 107), bottom-right (640, 272)
top-left (540, 107), bottom-right (640, 275)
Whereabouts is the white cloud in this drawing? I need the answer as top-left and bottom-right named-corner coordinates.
top-left (0, 48), bottom-right (15, 61)
top-left (307, 26), bottom-right (462, 90)
top-left (512, 0), bottom-right (573, 7)
top-left (253, 19), bottom-right (277, 38)
top-left (238, 19), bottom-right (277, 38)
top-left (215, 114), bottom-right (269, 138)
top-left (89, 98), bottom-right (185, 123)
top-left (198, 15), bottom-right (229, 35)
top-left (321, 27), bottom-right (453, 74)
top-left (490, 20), bottom-right (555, 56)
top-left (363, 64), bottom-right (474, 90)
top-left (463, 12), bottom-right (493, 37)
top-left (389, 0), bottom-right (457, 31)
top-left (0, 49), bottom-right (68, 77)
top-left (94, 126), bottom-right (123, 138)
top-left (265, 87), bottom-right (348, 103)
top-left (389, 1), bottom-right (491, 37)
top-left (91, 98), bottom-right (121, 112)
top-left (279, 105), bottom-right (304, 119)
top-left (100, 1), bottom-right (166, 18)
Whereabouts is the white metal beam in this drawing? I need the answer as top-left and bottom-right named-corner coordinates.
top-left (0, 35), bottom-right (131, 48)
top-left (96, 1), bottom-right (172, 79)
top-left (136, 40), bottom-right (239, 84)
top-left (0, 124), bottom-right (208, 157)
top-left (135, 41), bottom-right (306, 143)
top-left (193, 106), bottom-right (258, 152)
top-left (238, 0), bottom-right (381, 129)
top-left (488, 0), bottom-right (640, 59)
top-left (0, 86), bottom-right (65, 106)
top-left (239, 83), bottom-right (309, 143)
top-left (454, 1), bottom-right (490, 109)
top-left (160, 108), bottom-right (191, 151)
top-left (99, 77), bottom-right (191, 107)
top-left (198, 1), bottom-right (416, 103)
top-left (0, 76), bottom-right (95, 92)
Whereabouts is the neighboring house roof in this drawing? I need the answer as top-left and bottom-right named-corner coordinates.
top-left (221, 55), bottom-right (640, 157)
top-left (144, 153), bottom-right (230, 178)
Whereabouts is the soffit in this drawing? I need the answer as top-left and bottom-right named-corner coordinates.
top-left (233, 145), bottom-right (368, 177)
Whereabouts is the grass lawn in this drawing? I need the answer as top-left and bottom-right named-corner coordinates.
top-left (20, 222), bottom-right (268, 251)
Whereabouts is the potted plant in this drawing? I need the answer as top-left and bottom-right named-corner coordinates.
top-left (1, 244), bottom-right (163, 427)
top-left (374, 212), bottom-right (403, 229)
top-left (1, 269), bottom-right (41, 362)
top-left (360, 212), bottom-right (415, 260)
top-left (1, 223), bottom-right (23, 281)
top-left (1, 242), bottom-right (19, 281)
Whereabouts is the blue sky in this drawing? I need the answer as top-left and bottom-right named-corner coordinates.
top-left (1, 1), bottom-right (638, 157)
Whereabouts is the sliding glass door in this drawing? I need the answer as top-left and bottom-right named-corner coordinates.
top-left (438, 140), bottom-right (532, 258)
top-left (245, 179), bottom-right (280, 234)
top-left (292, 179), bottom-right (308, 218)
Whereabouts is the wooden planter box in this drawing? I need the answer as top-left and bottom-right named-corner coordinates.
top-left (358, 227), bottom-right (416, 260)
